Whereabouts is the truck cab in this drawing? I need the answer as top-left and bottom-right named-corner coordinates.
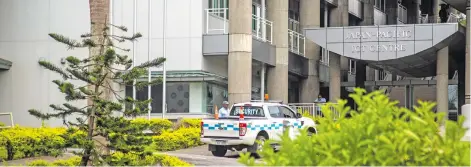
top-left (200, 101), bottom-right (317, 157)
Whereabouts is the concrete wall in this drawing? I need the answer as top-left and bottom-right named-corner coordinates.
top-left (0, 0), bottom-right (90, 127)
top-left (112, 0), bottom-right (204, 71)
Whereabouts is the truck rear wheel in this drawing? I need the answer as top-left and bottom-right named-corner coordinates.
top-left (252, 135), bottom-right (267, 158)
top-left (211, 146), bottom-right (227, 157)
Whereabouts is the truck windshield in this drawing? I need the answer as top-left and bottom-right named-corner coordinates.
top-left (229, 106), bottom-right (265, 117)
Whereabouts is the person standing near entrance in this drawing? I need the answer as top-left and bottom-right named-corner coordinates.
top-left (218, 101), bottom-right (230, 118)
top-left (315, 94), bottom-right (327, 103)
top-left (314, 94), bottom-right (326, 117)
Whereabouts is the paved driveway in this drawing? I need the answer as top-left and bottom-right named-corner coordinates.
top-left (164, 145), bottom-right (258, 166)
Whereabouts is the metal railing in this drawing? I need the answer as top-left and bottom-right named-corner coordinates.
top-left (288, 30), bottom-right (305, 56)
top-left (288, 18), bottom-right (301, 33)
top-left (205, 8), bottom-right (228, 34)
top-left (348, 59), bottom-right (356, 75)
top-left (378, 70), bottom-right (389, 81)
top-left (419, 14), bottom-right (429, 24)
top-left (252, 14), bottom-right (273, 44)
top-left (321, 48), bottom-right (330, 66)
top-left (204, 8), bottom-right (273, 44)
top-left (288, 103), bottom-right (340, 120)
top-left (447, 13), bottom-right (462, 23)
top-left (374, 7), bottom-right (387, 25)
top-left (397, 4), bottom-right (407, 23)
top-left (348, 0), bottom-right (363, 18)
top-left (0, 112), bottom-right (14, 128)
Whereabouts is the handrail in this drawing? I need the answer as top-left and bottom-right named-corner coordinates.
top-left (288, 29), bottom-right (305, 56)
top-left (321, 48), bottom-right (330, 66)
top-left (252, 14), bottom-right (273, 44)
top-left (420, 14), bottom-right (429, 24)
top-left (288, 18), bottom-right (300, 33)
top-left (288, 103), bottom-right (340, 120)
top-left (204, 8), bottom-right (273, 44)
top-left (397, 4), bottom-right (407, 23)
top-left (204, 8), bottom-right (228, 34)
top-left (0, 112), bottom-right (14, 129)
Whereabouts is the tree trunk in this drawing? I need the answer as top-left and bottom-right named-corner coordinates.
top-left (87, 0), bottom-right (111, 165)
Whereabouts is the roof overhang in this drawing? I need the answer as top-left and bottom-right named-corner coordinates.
top-left (305, 23), bottom-right (463, 77)
top-left (0, 58), bottom-right (12, 70)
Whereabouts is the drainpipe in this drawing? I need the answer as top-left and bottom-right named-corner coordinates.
top-left (261, 0), bottom-right (266, 40)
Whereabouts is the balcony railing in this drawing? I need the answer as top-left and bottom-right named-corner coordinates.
top-left (397, 4), bottom-right (407, 23)
top-left (205, 8), bottom-right (228, 34)
top-left (288, 30), bottom-right (305, 56)
top-left (204, 8), bottom-right (273, 44)
top-left (289, 18), bottom-right (301, 33)
top-left (374, 7), bottom-right (387, 25)
top-left (252, 14), bottom-right (273, 43)
top-left (348, 0), bottom-right (363, 18)
top-left (419, 14), bottom-right (429, 24)
top-left (348, 59), bottom-right (356, 75)
top-left (321, 48), bottom-right (330, 66)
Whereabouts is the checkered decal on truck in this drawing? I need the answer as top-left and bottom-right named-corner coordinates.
top-left (203, 122), bottom-right (303, 131)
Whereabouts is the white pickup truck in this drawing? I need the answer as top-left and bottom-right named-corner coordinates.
top-left (200, 101), bottom-right (317, 157)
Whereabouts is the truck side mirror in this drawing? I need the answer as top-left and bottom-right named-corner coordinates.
top-left (296, 113), bottom-right (302, 118)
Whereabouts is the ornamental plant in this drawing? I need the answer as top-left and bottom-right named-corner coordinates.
top-left (240, 88), bottom-right (470, 166)
top-left (27, 23), bottom-right (165, 166)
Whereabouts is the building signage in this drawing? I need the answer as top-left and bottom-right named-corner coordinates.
top-left (304, 24), bottom-right (458, 61)
top-left (347, 30), bottom-right (412, 53)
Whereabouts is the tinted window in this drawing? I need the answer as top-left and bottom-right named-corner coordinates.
top-left (278, 106), bottom-right (296, 118)
top-left (230, 106), bottom-right (265, 117)
top-left (268, 106), bottom-right (283, 118)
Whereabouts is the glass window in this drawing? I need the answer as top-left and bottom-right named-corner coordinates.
top-left (268, 106), bottom-right (283, 118)
top-left (278, 106), bottom-right (296, 118)
top-left (230, 106), bottom-right (265, 117)
top-left (125, 82), bottom-right (190, 114)
top-left (205, 82), bottom-right (228, 114)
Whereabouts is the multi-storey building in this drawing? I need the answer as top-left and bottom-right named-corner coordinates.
top-left (0, 0), bottom-right (469, 127)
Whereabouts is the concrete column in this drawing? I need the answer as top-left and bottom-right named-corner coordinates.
top-left (228, 0), bottom-right (252, 105)
top-left (361, 0), bottom-right (375, 26)
top-left (432, 0), bottom-right (440, 23)
top-left (328, 0), bottom-right (348, 101)
top-left (405, 0), bottom-right (421, 24)
top-left (266, 0), bottom-right (289, 103)
top-left (260, 64), bottom-right (266, 100)
top-left (436, 46), bottom-right (449, 120)
top-left (462, 0), bottom-right (471, 142)
top-left (386, 0), bottom-right (398, 24)
top-left (458, 60), bottom-right (465, 115)
top-left (360, 0), bottom-right (375, 91)
top-left (299, 0), bottom-right (320, 103)
top-left (466, 1), bottom-right (471, 105)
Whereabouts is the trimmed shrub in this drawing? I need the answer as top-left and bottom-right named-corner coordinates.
top-left (152, 128), bottom-right (203, 151)
top-left (240, 89), bottom-right (471, 166)
top-left (173, 119), bottom-right (201, 130)
top-left (148, 119), bottom-right (173, 134)
top-left (0, 127), bottom-right (67, 161)
top-left (154, 153), bottom-right (192, 166)
top-left (27, 156), bottom-right (84, 166)
top-left (107, 152), bottom-right (192, 166)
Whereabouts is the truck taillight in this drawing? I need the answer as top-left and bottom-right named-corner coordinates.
top-left (200, 121), bottom-right (204, 135)
top-left (239, 123), bottom-right (247, 136)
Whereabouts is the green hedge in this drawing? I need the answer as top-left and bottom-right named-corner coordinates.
top-left (0, 118), bottom-right (202, 163)
top-left (0, 127), bottom-right (67, 161)
top-left (152, 127), bottom-right (203, 151)
top-left (27, 154), bottom-right (192, 166)
top-left (240, 89), bottom-right (471, 166)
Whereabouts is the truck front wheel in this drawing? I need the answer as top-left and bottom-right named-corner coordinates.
top-left (211, 145), bottom-right (227, 157)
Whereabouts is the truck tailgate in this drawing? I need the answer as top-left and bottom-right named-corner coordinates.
top-left (202, 118), bottom-right (241, 138)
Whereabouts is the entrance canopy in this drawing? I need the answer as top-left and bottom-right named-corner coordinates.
top-left (0, 58), bottom-right (12, 70)
top-left (305, 23), bottom-right (464, 77)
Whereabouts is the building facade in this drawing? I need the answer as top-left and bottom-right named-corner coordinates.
top-left (0, 0), bottom-right (469, 127)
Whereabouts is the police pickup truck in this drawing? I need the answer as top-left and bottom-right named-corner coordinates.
top-left (200, 101), bottom-right (317, 157)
